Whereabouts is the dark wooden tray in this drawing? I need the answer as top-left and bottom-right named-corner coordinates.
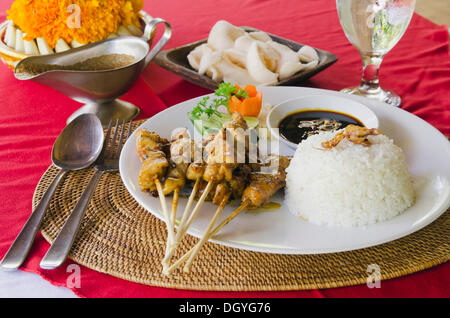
top-left (153, 26), bottom-right (337, 91)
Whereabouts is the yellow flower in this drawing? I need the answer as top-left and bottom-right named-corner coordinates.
top-left (7, 0), bottom-right (144, 48)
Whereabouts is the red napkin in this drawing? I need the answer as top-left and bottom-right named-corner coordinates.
top-left (0, 70), bottom-right (167, 297)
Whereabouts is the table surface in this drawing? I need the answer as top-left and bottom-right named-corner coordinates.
top-left (415, 0), bottom-right (450, 27)
top-left (0, 0), bottom-right (449, 298)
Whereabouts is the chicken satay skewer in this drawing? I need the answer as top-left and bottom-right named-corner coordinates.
top-left (159, 131), bottom-right (198, 268)
top-left (175, 180), bottom-right (214, 239)
top-left (154, 178), bottom-right (175, 244)
top-left (160, 167), bottom-right (184, 264)
top-left (164, 166), bottom-right (245, 272)
top-left (164, 113), bottom-right (249, 271)
top-left (135, 130), bottom-right (175, 246)
top-left (162, 177), bottom-right (200, 264)
top-left (162, 127), bottom-right (226, 264)
top-left (182, 170), bottom-right (246, 272)
top-left (183, 193), bottom-right (231, 272)
top-left (177, 112), bottom-right (247, 234)
top-left (161, 185), bottom-right (181, 270)
top-left (158, 161), bottom-right (189, 269)
top-left (164, 172), bottom-right (245, 275)
top-left (162, 163), bottom-right (202, 265)
top-left (163, 164), bottom-right (237, 265)
top-left (163, 113), bottom-right (249, 269)
top-left (164, 199), bottom-right (249, 275)
top-left (166, 129), bottom-right (200, 229)
top-left (162, 142), bottom-right (191, 247)
top-left (166, 155), bottom-right (290, 274)
top-left (163, 176), bottom-right (213, 267)
top-left (162, 133), bottom-right (207, 265)
top-left (177, 114), bottom-right (249, 259)
top-left (170, 189), bottom-right (180, 226)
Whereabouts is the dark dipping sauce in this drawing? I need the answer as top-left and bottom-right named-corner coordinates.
top-left (279, 109), bottom-right (364, 144)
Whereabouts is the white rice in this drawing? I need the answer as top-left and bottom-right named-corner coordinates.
top-left (285, 130), bottom-right (415, 227)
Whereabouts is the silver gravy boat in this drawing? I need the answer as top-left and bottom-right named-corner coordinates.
top-left (14, 18), bottom-right (171, 125)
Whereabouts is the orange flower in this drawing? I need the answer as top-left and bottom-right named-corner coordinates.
top-left (7, 0), bottom-right (144, 48)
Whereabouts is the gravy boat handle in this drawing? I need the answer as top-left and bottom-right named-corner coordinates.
top-left (143, 18), bottom-right (172, 68)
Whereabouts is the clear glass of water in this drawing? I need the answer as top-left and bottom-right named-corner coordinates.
top-left (336, 0), bottom-right (416, 107)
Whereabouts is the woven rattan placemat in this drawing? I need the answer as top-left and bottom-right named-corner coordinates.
top-left (33, 120), bottom-right (449, 291)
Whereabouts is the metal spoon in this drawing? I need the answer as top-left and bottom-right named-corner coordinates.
top-left (0, 114), bottom-right (104, 270)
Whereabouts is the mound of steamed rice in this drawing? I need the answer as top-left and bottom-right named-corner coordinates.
top-left (285, 130), bottom-right (415, 227)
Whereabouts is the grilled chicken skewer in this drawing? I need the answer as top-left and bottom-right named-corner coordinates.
top-left (199, 112), bottom-right (249, 201)
top-left (138, 113), bottom-right (284, 274)
top-left (243, 155), bottom-right (291, 209)
top-left (161, 130), bottom-right (204, 267)
top-left (162, 113), bottom-right (249, 268)
top-left (182, 113), bottom-right (248, 214)
top-left (135, 130), bottom-right (169, 189)
top-left (165, 154), bottom-right (290, 274)
top-left (196, 165), bottom-right (250, 205)
top-left (162, 160), bottom-right (210, 267)
top-left (159, 133), bottom-right (190, 268)
top-left (163, 128), bottom-right (202, 196)
top-left (136, 128), bottom-right (206, 268)
top-left (161, 130), bottom-right (206, 265)
top-left (183, 155), bottom-right (290, 272)
top-left (163, 129), bottom-right (195, 226)
top-left (135, 129), bottom-right (176, 245)
top-left (179, 112), bottom-right (249, 251)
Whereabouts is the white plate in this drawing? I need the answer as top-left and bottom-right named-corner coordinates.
top-left (119, 87), bottom-right (450, 254)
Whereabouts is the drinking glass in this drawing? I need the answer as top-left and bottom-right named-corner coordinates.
top-left (336, 0), bottom-right (415, 106)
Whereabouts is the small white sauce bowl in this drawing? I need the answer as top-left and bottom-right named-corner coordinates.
top-left (266, 95), bottom-right (379, 150)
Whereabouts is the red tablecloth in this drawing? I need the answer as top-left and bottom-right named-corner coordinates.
top-left (0, 0), bottom-right (449, 298)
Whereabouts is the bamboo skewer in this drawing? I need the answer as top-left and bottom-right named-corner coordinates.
top-left (154, 178), bottom-right (175, 245)
top-left (165, 200), bottom-right (249, 275)
top-left (183, 194), bottom-right (231, 272)
top-left (171, 189), bottom-right (180, 226)
top-left (162, 188), bottom-right (180, 271)
top-left (162, 178), bottom-right (200, 265)
top-left (162, 180), bottom-right (214, 271)
top-left (180, 181), bottom-right (214, 240)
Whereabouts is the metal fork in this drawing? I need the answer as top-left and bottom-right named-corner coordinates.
top-left (39, 119), bottom-right (133, 269)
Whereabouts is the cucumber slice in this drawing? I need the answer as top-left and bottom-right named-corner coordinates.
top-left (190, 114), bottom-right (220, 136)
top-left (189, 112), bottom-right (259, 136)
top-left (243, 116), bottom-right (259, 129)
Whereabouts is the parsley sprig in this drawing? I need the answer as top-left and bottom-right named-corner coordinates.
top-left (215, 82), bottom-right (249, 108)
top-left (190, 82), bottom-right (249, 119)
top-left (190, 96), bottom-right (220, 118)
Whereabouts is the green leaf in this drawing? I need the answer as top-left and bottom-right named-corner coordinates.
top-left (188, 82), bottom-right (255, 134)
